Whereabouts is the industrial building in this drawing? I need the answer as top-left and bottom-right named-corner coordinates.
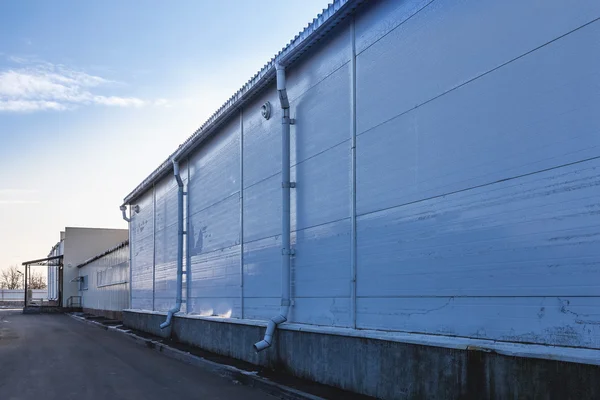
top-left (22, 227), bottom-right (128, 309)
top-left (120, 0), bottom-right (600, 398)
top-left (76, 240), bottom-right (130, 320)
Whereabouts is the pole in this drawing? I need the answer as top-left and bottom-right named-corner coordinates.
top-left (24, 265), bottom-right (28, 307)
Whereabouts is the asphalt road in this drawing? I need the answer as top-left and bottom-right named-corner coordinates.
top-left (0, 309), bottom-right (274, 400)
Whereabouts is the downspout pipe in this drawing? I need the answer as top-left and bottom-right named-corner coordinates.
top-left (160, 159), bottom-right (184, 329)
top-left (120, 205), bottom-right (131, 222)
top-left (120, 205), bottom-right (132, 308)
top-left (254, 63), bottom-right (293, 352)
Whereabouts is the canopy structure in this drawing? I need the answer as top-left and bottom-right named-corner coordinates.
top-left (21, 255), bottom-right (63, 307)
top-left (21, 254), bottom-right (63, 267)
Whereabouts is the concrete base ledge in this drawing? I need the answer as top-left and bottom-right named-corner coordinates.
top-left (122, 308), bottom-right (600, 367)
top-left (69, 313), bottom-right (329, 400)
top-left (0, 301), bottom-right (24, 307)
top-left (123, 309), bottom-right (600, 399)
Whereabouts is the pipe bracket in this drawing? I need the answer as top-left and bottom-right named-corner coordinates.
top-left (282, 181), bottom-right (296, 188)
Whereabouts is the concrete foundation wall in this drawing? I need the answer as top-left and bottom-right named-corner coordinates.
top-left (0, 301), bottom-right (23, 307)
top-left (83, 307), bottom-right (123, 321)
top-left (124, 310), bottom-right (600, 399)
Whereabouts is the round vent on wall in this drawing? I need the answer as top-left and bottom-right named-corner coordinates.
top-left (261, 101), bottom-right (272, 120)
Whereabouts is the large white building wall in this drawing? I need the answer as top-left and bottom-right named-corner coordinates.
top-left (353, 0), bottom-right (600, 347)
top-left (127, 0), bottom-right (600, 349)
top-left (62, 227), bottom-right (129, 307)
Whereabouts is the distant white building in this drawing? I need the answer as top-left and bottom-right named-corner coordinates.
top-left (76, 240), bottom-right (130, 320)
top-left (23, 227), bottom-right (128, 308)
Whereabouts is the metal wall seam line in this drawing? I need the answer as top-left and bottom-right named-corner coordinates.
top-left (350, 15), bottom-right (358, 329)
top-left (152, 184), bottom-right (156, 311)
top-left (239, 107), bottom-right (245, 319)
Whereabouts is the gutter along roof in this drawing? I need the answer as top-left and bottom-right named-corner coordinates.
top-left (123, 0), bottom-right (364, 205)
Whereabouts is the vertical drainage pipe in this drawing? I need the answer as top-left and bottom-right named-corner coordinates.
top-left (152, 185), bottom-right (157, 311)
top-left (350, 16), bottom-right (358, 329)
top-left (254, 64), bottom-right (294, 352)
top-left (239, 108), bottom-right (245, 319)
top-left (160, 159), bottom-right (185, 329)
top-left (186, 158), bottom-right (191, 314)
top-left (120, 205), bottom-right (133, 308)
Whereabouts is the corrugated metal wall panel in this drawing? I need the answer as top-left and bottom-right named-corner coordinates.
top-left (80, 245), bottom-right (129, 312)
top-left (188, 120), bottom-right (241, 316)
top-left (285, 19), bottom-right (351, 114)
top-left (244, 297), bottom-right (281, 321)
top-left (355, 0), bottom-right (600, 135)
top-left (357, 297), bottom-right (600, 349)
top-left (242, 236), bottom-right (281, 301)
top-left (357, 19), bottom-right (600, 215)
top-left (354, 0), bottom-right (600, 347)
top-left (188, 245), bottom-right (241, 317)
top-left (130, 190), bottom-right (154, 310)
top-left (291, 219), bottom-right (352, 327)
top-left (354, 0), bottom-right (430, 54)
top-left (153, 174), bottom-right (179, 312)
top-left (357, 161), bottom-right (600, 298)
top-left (293, 220), bottom-right (351, 298)
top-left (243, 175), bottom-right (281, 243)
top-left (242, 85), bottom-right (281, 188)
top-left (292, 144), bottom-right (351, 231)
top-left (190, 196), bottom-right (240, 255)
top-left (289, 63), bottom-right (351, 162)
top-left (188, 119), bottom-right (241, 214)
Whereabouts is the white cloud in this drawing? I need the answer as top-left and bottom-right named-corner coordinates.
top-left (92, 96), bottom-right (146, 107)
top-left (0, 100), bottom-right (67, 112)
top-left (153, 98), bottom-right (171, 107)
top-left (0, 60), bottom-right (163, 112)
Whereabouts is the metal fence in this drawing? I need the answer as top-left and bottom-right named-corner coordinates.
top-left (0, 289), bottom-right (47, 301)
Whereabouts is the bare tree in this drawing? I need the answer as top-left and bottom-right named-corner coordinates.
top-left (0, 266), bottom-right (23, 290)
top-left (29, 271), bottom-right (47, 289)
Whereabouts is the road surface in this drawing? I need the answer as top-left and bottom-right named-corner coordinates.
top-left (0, 309), bottom-right (274, 400)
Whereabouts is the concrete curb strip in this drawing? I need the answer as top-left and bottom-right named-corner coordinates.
top-left (68, 314), bottom-right (324, 400)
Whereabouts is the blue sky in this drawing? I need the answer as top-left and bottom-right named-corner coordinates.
top-left (0, 0), bottom-right (329, 269)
